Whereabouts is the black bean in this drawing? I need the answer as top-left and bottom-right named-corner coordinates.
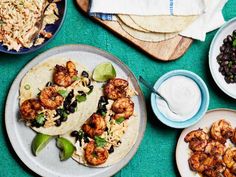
top-left (220, 46), bottom-right (226, 52)
top-left (84, 134), bottom-right (90, 143)
top-left (88, 85), bottom-right (94, 92)
top-left (223, 38), bottom-right (229, 44)
top-left (223, 54), bottom-right (229, 61)
top-left (55, 119), bottom-right (61, 126)
top-left (233, 30), bottom-right (236, 37)
top-left (219, 67), bottom-right (224, 72)
top-left (56, 109), bottom-right (63, 116)
top-left (108, 145), bottom-right (114, 154)
top-left (225, 76), bottom-right (231, 83)
top-left (100, 96), bottom-right (106, 102)
top-left (70, 131), bottom-right (79, 137)
top-left (223, 61), bottom-right (229, 66)
top-left (60, 116), bottom-right (67, 122)
top-left (68, 106), bottom-right (75, 113)
top-left (63, 101), bottom-right (70, 110)
top-left (71, 101), bottom-right (77, 108)
top-left (225, 47), bottom-right (231, 54)
top-left (67, 90), bottom-right (74, 100)
top-left (81, 71), bottom-right (89, 78)
top-left (87, 79), bottom-right (91, 86)
top-left (105, 127), bottom-right (108, 131)
top-left (227, 35), bottom-right (233, 43)
top-left (46, 82), bottom-right (53, 87)
top-left (233, 48), bottom-right (236, 52)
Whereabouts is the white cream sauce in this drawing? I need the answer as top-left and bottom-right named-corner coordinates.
top-left (156, 76), bottom-right (201, 122)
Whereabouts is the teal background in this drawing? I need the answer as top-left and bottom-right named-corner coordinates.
top-left (1, 1), bottom-right (236, 176)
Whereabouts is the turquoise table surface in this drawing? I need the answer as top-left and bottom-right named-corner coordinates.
top-left (1, 1), bottom-right (236, 177)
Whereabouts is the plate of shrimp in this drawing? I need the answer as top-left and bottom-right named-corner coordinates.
top-left (176, 109), bottom-right (236, 177)
top-left (5, 44), bottom-right (147, 177)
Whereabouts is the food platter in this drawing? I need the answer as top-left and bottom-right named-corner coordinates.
top-left (0, 0), bottom-right (66, 54)
top-left (176, 109), bottom-right (236, 177)
top-left (5, 45), bottom-right (147, 177)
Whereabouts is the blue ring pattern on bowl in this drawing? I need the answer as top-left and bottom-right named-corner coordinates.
top-left (0, 0), bottom-right (66, 54)
top-left (151, 70), bottom-right (210, 128)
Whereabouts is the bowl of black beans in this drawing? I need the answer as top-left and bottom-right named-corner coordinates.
top-left (209, 17), bottom-right (236, 99)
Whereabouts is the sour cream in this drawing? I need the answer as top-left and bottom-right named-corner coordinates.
top-left (156, 76), bottom-right (201, 122)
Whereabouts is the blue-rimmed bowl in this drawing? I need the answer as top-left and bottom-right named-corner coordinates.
top-left (0, 0), bottom-right (66, 54)
top-left (151, 70), bottom-right (209, 128)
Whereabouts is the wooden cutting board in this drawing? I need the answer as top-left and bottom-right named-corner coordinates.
top-left (76, 0), bottom-right (193, 61)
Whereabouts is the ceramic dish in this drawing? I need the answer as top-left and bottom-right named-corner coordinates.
top-left (5, 45), bottom-right (147, 177)
top-left (0, 0), bottom-right (66, 54)
top-left (151, 70), bottom-right (209, 128)
top-left (209, 17), bottom-right (236, 99)
top-left (176, 108), bottom-right (236, 177)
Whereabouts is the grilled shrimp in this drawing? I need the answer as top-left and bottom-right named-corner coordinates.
top-left (111, 97), bottom-right (134, 119)
top-left (231, 129), bottom-right (236, 144)
top-left (39, 86), bottom-right (63, 110)
top-left (224, 169), bottom-right (236, 177)
top-left (184, 129), bottom-right (209, 152)
top-left (82, 114), bottom-right (106, 138)
top-left (20, 99), bottom-right (42, 120)
top-left (211, 120), bottom-right (233, 144)
top-left (188, 152), bottom-right (214, 173)
top-left (84, 141), bottom-right (109, 166)
top-left (205, 140), bottom-right (225, 156)
top-left (203, 159), bottom-right (226, 177)
top-left (104, 78), bottom-right (128, 100)
top-left (223, 148), bottom-right (236, 170)
top-left (53, 61), bottom-right (78, 87)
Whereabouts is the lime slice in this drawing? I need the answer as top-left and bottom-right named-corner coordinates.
top-left (56, 137), bottom-right (75, 161)
top-left (92, 62), bottom-right (116, 82)
top-left (31, 133), bottom-right (52, 156)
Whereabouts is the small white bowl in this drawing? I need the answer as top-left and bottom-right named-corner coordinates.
top-left (209, 17), bottom-right (236, 99)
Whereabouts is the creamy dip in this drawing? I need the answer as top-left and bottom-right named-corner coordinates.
top-left (156, 76), bottom-right (201, 122)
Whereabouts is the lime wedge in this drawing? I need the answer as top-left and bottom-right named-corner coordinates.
top-left (92, 62), bottom-right (116, 82)
top-left (56, 137), bottom-right (75, 161)
top-left (31, 133), bottom-right (52, 156)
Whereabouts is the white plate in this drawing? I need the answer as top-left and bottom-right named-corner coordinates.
top-left (5, 45), bottom-right (147, 177)
top-left (176, 108), bottom-right (236, 177)
top-left (209, 17), bottom-right (236, 99)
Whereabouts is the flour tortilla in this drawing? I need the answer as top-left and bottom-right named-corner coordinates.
top-left (19, 58), bottom-right (102, 135)
top-left (130, 15), bottom-right (198, 33)
top-left (117, 15), bottom-right (148, 32)
top-left (61, 112), bottom-right (139, 167)
top-left (119, 20), bottom-right (178, 42)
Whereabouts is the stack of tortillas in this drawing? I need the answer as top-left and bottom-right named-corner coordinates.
top-left (117, 15), bottom-right (198, 42)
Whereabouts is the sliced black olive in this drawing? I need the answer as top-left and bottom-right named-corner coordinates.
top-left (55, 119), bottom-right (61, 126)
top-left (81, 71), bottom-right (89, 78)
top-left (108, 145), bottom-right (114, 154)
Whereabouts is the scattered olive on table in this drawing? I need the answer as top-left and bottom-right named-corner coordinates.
top-left (216, 30), bottom-right (236, 84)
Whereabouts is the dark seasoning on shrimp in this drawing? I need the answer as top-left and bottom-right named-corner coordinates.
top-left (184, 119), bottom-right (236, 177)
top-left (69, 78), bottom-right (137, 166)
top-left (20, 61), bottom-right (94, 128)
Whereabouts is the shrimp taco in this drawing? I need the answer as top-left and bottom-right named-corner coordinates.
top-left (19, 58), bottom-right (101, 135)
top-left (61, 78), bottom-right (140, 167)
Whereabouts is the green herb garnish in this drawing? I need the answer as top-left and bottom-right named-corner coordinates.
top-left (24, 84), bottom-right (31, 90)
top-left (36, 113), bottom-right (45, 125)
top-left (233, 39), bottom-right (236, 47)
top-left (72, 76), bottom-right (79, 81)
top-left (0, 20), bottom-right (4, 25)
top-left (115, 117), bottom-right (125, 124)
top-left (94, 136), bottom-right (107, 147)
top-left (58, 90), bottom-right (68, 98)
top-left (78, 130), bottom-right (84, 141)
top-left (76, 95), bottom-right (86, 102)
top-left (101, 112), bottom-right (106, 117)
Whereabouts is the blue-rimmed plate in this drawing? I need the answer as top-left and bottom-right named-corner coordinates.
top-left (0, 0), bottom-right (66, 54)
top-left (151, 70), bottom-right (209, 128)
top-left (209, 17), bottom-right (236, 99)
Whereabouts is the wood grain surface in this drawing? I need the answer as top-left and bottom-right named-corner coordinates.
top-left (76, 0), bottom-right (193, 61)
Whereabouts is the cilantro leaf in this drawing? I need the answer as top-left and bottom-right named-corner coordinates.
top-left (76, 95), bottom-right (86, 102)
top-left (58, 90), bottom-right (68, 98)
top-left (94, 136), bottom-right (107, 147)
top-left (36, 113), bottom-right (45, 125)
top-left (115, 117), bottom-right (125, 124)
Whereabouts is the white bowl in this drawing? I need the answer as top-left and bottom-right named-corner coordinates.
top-left (209, 17), bottom-right (236, 99)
